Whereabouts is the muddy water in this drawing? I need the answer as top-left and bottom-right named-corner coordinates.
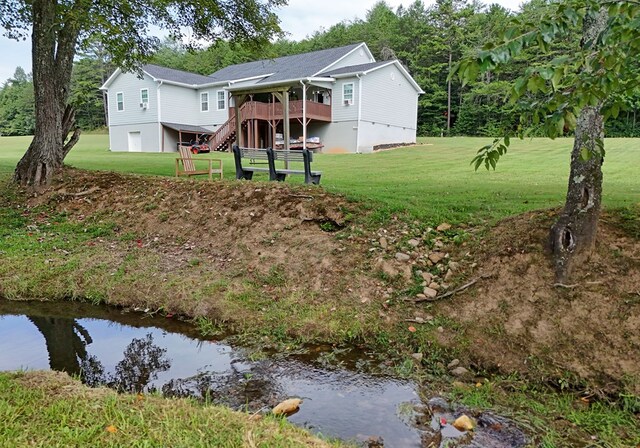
top-left (0, 300), bottom-right (421, 446)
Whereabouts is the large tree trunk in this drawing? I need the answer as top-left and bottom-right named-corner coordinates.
top-left (549, 7), bottom-right (608, 283)
top-left (14, 0), bottom-right (80, 189)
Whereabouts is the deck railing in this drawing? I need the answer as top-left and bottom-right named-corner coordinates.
top-left (208, 100), bottom-right (332, 150)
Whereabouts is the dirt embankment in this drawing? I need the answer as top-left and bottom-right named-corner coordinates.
top-left (7, 168), bottom-right (640, 393)
top-left (435, 210), bottom-right (640, 394)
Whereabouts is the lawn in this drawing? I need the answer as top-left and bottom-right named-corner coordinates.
top-left (1, 134), bottom-right (638, 224)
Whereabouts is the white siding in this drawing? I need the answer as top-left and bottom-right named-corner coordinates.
top-left (355, 64), bottom-right (419, 152)
top-left (109, 123), bottom-right (160, 152)
top-left (361, 64), bottom-right (419, 129)
top-left (332, 77), bottom-right (359, 122)
top-left (197, 87), bottom-right (229, 126)
top-left (309, 121), bottom-right (358, 153)
top-left (107, 72), bottom-right (158, 126)
top-left (357, 123), bottom-right (417, 153)
top-left (159, 84), bottom-right (200, 125)
top-left (321, 46), bottom-right (375, 73)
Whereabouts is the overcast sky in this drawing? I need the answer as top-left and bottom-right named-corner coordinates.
top-left (0, 0), bottom-right (524, 83)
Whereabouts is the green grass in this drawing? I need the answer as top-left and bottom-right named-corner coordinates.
top-left (0, 371), bottom-right (343, 447)
top-left (450, 379), bottom-right (640, 447)
top-left (1, 134), bottom-right (639, 447)
top-left (2, 134), bottom-right (638, 224)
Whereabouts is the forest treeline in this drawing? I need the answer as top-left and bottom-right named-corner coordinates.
top-left (1, 0), bottom-right (638, 137)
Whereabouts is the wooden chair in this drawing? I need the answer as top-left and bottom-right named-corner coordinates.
top-left (175, 145), bottom-right (223, 180)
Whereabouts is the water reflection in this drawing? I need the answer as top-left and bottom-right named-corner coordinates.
top-left (111, 333), bottom-right (171, 393)
top-left (0, 301), bottom-right (423, 447)
top-left (27, 316), bottom-right (92, 376)
top-left (25, 315), bottom-right (171, 393)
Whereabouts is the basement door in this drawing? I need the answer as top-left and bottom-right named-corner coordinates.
top-left (128, 131), bottom-right (142, 152)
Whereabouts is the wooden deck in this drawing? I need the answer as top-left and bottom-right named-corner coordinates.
top-left (237, 100), bottom-right (331, 123)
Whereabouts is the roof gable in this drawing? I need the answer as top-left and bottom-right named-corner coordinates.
top-left (142, 64), bottom-right (216, 86)
top-left (319, 61), bottom-right (390, 77)
top-left (101, 64), bottom-right (218, 90)
top-left (320, 60), bottom-right (424, 94)
top-left (209, 43), bottom-right (365, 84)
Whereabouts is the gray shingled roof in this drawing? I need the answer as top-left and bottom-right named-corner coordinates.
top-left (162, 122), bottom-right (214, 134)
top-left (319, 61), bottom-right (391, 77)
top-left (143, 64), bottom-right (216, 86)
top-left (209, 43), bottom-right (364, 84)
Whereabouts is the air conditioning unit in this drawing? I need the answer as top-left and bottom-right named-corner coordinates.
top-left (140, 102), bottom-right (148, 109)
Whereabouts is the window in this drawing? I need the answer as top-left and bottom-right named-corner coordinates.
top-left (216, 90), bottom-right (226, 110)
top-left (140, 88), bottom-right (149, 106)
top-left (342, 83), bottom-right (354, 105)
top-left (116, 92), bottom-right (124, 111)
top-left (201, 92), bottom-right (209, 112)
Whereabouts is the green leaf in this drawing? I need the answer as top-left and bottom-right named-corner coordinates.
top-left (564, 111), bottom-right (577, 130)
top-left (610, 103), bottom-right (620, 119)
top-left (538, 67), bottom-right (554, 80)
top-left (551, 68), bottom-right (563, 90)
top-left (556, 116), bottom-right (565, 135)
top-left (550, 55), bottom-right (570, 67)
top-left (580, 147), bottom-right (591, 161)
top-left (514, 77), bottom-right (527, 96)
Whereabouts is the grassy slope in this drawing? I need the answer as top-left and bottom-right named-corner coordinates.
top-left (1, 135), bottom-right (638, 224)
top-left (0, 371), bottom-right (341, 448)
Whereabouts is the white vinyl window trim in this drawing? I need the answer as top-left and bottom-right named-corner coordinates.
top-left (342, 83), bottom-right (354, 106)
top-left (216, 90), bottom-right (226, 110)
top-left (116, 92), bottom-right (124, 111)
top-left (140, 88), bottom-right (149, 106)
top-left (201, 92), bottom-right (209, 112)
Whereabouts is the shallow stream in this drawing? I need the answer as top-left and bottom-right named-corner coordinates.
top-left (0, 300), bottom-right (423, 446)
top-left (0, 300), bottom-right (528, 447)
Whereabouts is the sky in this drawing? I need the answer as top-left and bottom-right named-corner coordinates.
top-left (0, 0), bottom-right (524, 83)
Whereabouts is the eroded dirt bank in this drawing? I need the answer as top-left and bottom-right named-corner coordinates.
top-left (2, 168), bottom-right (639, 395)
top-left (435, 210), bottom-right (640, 395)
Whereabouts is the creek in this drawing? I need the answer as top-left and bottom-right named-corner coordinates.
top-left (0, 299), bottom-right (528, 447)
top-left (0, 299), bottom-right (423, 446)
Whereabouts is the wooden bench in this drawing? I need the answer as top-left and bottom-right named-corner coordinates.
top-left (175, 145), bottom-right (223, 180)
top-left (232, 144), bottom-right (321, 185)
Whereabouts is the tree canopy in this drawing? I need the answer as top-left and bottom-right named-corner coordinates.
top-left (1, 0), bottom-right (286, 187)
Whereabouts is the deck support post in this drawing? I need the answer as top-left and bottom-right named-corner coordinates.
top-left (301, 82), bottom-right (307, 151)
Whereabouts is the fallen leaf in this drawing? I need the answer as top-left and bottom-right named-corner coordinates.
top-left (105, 425), bottom-right (117, 433)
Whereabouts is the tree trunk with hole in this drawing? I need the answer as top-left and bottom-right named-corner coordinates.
top-left (14, 0), bottom-right (80, 189)
top-left (550, 108), bottom-right (604, 283)
top-left (549, 8), bottom-right (607, 283)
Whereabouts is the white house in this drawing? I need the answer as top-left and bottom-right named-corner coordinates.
top-left (100, 42), bottom-right (423, 154)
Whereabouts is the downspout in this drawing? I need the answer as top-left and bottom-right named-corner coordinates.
top-left (356, 74), bottom-right (363, 154)
top-left (300, 80), bottom-right (307, 151)
top-left (157, 81), bottom-right (164, 151)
